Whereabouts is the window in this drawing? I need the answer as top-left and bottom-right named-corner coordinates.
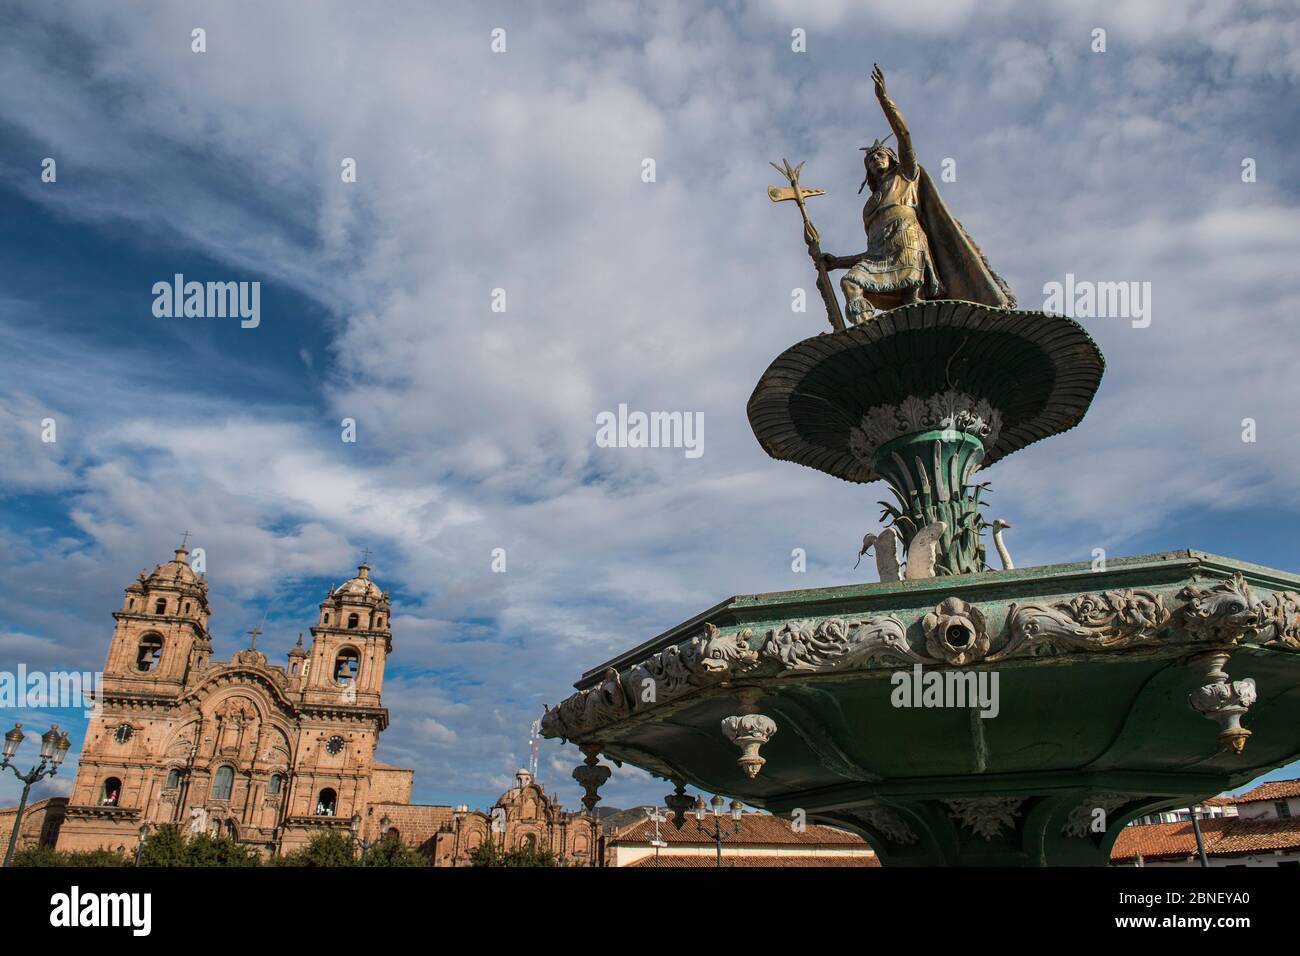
top-left (165, 769), bottom-right (181, 789)
top-left (136, 635), bottom-right (163, 672)
top-left (1276, 802), bottom-right (1293, 820)
top-left (315, 788), bottom-right (337, 816)
top-left (376, 615), bottom-right (384, 627)
top-left (268, 773), bottom-right (283, 795)
top-left (346, 613), bottom-right (359, 629)
top-left (323, 613), bottom-right (330, 625)
top-left (183, 602), bottom-right (191, 614)
top-left (101, 777), bottom-right (122, 806)
top-left (211, 765), bottom-right (234, 801)
top-left (154, 598), bottom-right (167, 614)
top-left (334, 649), bottom-right (360, 684)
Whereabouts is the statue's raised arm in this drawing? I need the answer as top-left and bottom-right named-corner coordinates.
top-left (872, 64), bottom-right (917, 180)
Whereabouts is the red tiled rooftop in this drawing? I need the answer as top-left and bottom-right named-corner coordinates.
top-left (1213, 817), bottom-right (1300, 854)
top-left (1228, 779), bottom-right (1300, 804)
top-left (1111, 816), bottom-right (1300, 862)
top-left (627, 854), bottom-right (879, 867)
top-left (610, 813), bottom-right (867, 847)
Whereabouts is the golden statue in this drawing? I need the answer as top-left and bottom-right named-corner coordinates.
top-left (818, 65), bottom-right (1016, 324)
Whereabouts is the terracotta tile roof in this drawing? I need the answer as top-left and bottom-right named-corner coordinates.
top-left (1111, 816), bottom-right (1300, 862)
top-left (1228, 779), bottom-right (1300, 804)
top-left (627, 854), bottom-right (879, 867)
top-left (610, 813), bottom-right (866, 847)
top-left (1213, 818), bottom-right (1300, 854)
top-left (1111, 820), bottom-right (1223, 861)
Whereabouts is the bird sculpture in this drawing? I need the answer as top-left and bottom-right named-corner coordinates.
top-left (856, 527), bottom-right (902, 582)
top-left (991, 518), bottom-right (1014, 570)
top-left (904, 520), bottom-right (947, 580)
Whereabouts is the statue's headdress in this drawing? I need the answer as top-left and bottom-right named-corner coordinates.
top-left (858, 133), bottom-right (897, 194)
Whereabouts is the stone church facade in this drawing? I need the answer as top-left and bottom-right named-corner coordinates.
top-left (368, 767), bottom-right (598, 866)
top-left (53, 546), bottom-right (596, 864)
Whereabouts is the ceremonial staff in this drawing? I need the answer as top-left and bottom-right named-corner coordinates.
top-left (768, 158), bottom-right (845, 332)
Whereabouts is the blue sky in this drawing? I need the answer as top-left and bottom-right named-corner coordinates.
top-left (2, 1), bottom-right (1299, 814)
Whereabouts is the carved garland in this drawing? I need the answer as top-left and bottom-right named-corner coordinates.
top-left (946, 798), bottom-right (1022, 840)
top-left (848, 390), bottom-right (1003, 464)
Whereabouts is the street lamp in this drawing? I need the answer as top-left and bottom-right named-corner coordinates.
top-left (693, 794), bottom-right (744, 868)
top-left (349, 812), bottom-right (392, 865)
top-left (134, 823), bottom-right (150, 866)
top-left (643, 806), bottom-right (668, 866)
top-left (2, 724), bottom-right (72, 867)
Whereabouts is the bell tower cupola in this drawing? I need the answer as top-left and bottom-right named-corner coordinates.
top-left (105, 543), bottom-right (212, 690)
top-left (302, 562), bottom-right (393, 707)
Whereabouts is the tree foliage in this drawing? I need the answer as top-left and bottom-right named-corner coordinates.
top-left (365, 833), bottom-right (426, 867)
top-left (275, 831), bottom-right (358, 867)
top-left (15, 823), bottom-right (426, 867)
top-left (12, 845), bottom-right (128, 867)
top-left (468, 837), bottom-right (562, 867)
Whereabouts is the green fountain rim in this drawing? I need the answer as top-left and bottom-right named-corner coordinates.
top-left (573, 548), bottom-right (1300, 689)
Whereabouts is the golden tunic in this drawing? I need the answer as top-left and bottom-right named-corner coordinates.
top-left (843, 167), bottom-right (938, 301)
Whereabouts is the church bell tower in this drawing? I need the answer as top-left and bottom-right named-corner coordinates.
top-left (103, 545), bottom-right (211, 693)
top-left (301, 563), bottom-right (392, 708)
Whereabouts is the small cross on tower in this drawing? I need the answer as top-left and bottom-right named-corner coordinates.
top-left (360, 547), bottom-right (373, 566)
top-left (247, 626), bottom-right (262, 651)
top-left (179, 530), bottom-right (192, 550)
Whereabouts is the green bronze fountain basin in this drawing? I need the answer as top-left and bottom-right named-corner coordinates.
top-left (542, 550), bottom-right (1300, 865)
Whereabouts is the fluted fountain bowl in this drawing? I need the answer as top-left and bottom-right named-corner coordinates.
top-left (746, 300), bottom-right (1105, 484)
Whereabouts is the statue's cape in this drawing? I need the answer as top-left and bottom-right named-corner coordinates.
top-left (916, 165), bottom-right (1016, 308)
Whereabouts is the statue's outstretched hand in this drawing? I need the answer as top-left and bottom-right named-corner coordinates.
top-left (872, 64), bottom-right (887, 100)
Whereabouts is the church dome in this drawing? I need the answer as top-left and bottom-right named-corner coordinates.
top-left (333, 564), bottom-right (382, 600)
top-left (144, 548), bottom-right (205, 591)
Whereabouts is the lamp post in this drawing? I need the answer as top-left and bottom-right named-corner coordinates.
top-left (349, 812), bottom-right (391, 865)
top-left (134, 823), bottom-right (150, 866)
top-left (693, 795), bottom-right (743, 868)
top-left (2, 724), bottom-right (72, 867)
top-left (643, 806), bottom-right (668, 867)
top-left (1189, 804), bottom-right (1210, 868)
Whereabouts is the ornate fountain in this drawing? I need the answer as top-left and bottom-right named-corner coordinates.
top-left (541, 67), bottom-right (1300, 865)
